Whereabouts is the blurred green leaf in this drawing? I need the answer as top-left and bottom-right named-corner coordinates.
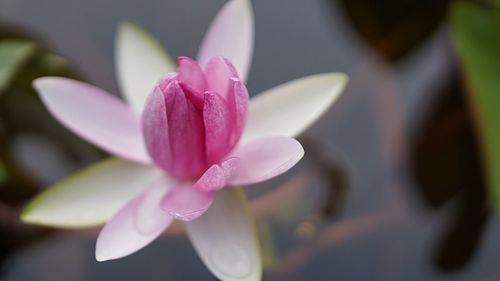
top-left (0, 40), bottom-right (36, 94)
top-left (450, 2), bottom-right (500, 206)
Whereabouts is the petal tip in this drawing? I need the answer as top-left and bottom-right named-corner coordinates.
top-left (95, 248), bottom-right (112, 262)
top-left (324, 72), bottom-right (349, 96)
top-left (333, 72), bottom-right (349, 88)
top-left (19, 195), bottom-right (55, 227)
top-left (32, 77), bottom-right (49, 89)
top-left (19, 208), bottom-right (36, 224)
top-left (32, 76), bottom-right (65, 92)
top-left (117, 20), bottom-right (140, 34)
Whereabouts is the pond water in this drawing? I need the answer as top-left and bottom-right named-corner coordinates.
top-left (1, 0), bottom-right (499, 280)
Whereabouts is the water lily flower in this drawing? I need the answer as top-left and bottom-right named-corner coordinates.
top-left (20, 0), bottom-right (347, 280)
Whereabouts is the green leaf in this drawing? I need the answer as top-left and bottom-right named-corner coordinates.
top-left (0, 40), bottom-right (36, 94)
top-left (450, 2), bottom-right (500, 206)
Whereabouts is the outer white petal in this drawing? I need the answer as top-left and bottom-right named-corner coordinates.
top-left (197, 0), bottom-right (254, 82)
top-left (21, 158), bottom-right (163, 228)
top-left (242, 73), bottom-right (348, 142)
top-left (96, 178), bottom-right (173, 261)
top-left (116, 21), bottom-right (176, 112)
top-left (186, 189), bottom-right (261, 281)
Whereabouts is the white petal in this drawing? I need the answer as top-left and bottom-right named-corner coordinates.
top-left (116, 21), bottom-right (176, 112)
top-left (96, 179), bottom-right (173, 261)
top-left (242, 73), bottom-right (348, 142)
top-left (197, 0), bottom-right (254, 82)
top-left (186, 189), bottom-right (261, 281)
top-left (21, 158), bottom-right (163, 228)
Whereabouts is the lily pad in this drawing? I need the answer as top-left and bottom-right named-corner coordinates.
top-left (450, 2), bottom-right (500, 206)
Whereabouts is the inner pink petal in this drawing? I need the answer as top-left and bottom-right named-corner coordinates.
top-left (141, 85), bottom-right (172, 172)
top-left (143, 77), bottom-right (207, 178)
top-left (164, 81), bottom-right (206, 178)
top-left (176, 56), bottom-right (206, 94)
top-left (203, 91), bottom-right (232, 165)
top-left (193, 157), bottom-right (239, 192)
top-left (193, 165), bottom-right (226, 192)
top-left (226, 78), bottom-right (249, 147)
top-left (204, 56), bottom-right (239, 99)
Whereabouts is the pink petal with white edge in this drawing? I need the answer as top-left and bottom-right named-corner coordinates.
top-left (96, 177), bottom-right (173, 261)
top-left (160, 184), bottom-right (214, 221)
top-left (227, 136), bottom-right (304, 185)
top-left (197, 0), bottom-right (254, 82)
top-left (34, 77), bottom-right (149, 164)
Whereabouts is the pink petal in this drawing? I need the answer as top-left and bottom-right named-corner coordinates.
top-left (194, 165), bottom-right (225, 192)
top-left (34, 77), bottom-right (149, 164)
top-left (176, 56), bottom-right (206, 94)
top-left (203, 91), bottom-right (231, 164)
top-left (220, 157), bottom-right (240, 183)
top-left (142, 78), bottom-right (206, 178)
top-left (165, 81), bottom-right (206, 177)
top-left (203, 77), bottom-right (249, 164)
top-left (205, 56), bottom-right (238, 99)
top-left (197, 0), bottom-right (254, 82)
top-left (141, 85), bottom-right (172, 172)
top-left (226, 136), bottom-right (304, 185)
top-left (160, 184), bottom-right (214, 221)
top-left (195, 157), bottom-right (240, 192)
top-left (95, 178), bottom-right (173, 261)
top-left (226, 78), bottom-right (249, 146)
top-left (179, 82), bottom-right (204, 110)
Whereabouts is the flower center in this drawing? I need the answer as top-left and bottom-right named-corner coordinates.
top-left (141, 56), bottom-right (249, 179)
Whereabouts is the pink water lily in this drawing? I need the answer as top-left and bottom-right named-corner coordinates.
top-left (21, 0), bottom-right (347, 280)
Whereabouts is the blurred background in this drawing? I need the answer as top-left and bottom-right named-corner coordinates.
top-left (1, 0), bottom-right (500, 280)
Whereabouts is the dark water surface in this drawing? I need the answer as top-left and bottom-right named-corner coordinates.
top-left (1, 0), bottom-right (499, 280)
